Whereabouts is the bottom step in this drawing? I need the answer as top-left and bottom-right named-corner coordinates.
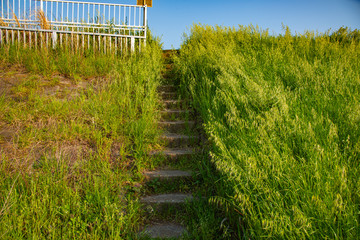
top-left (140, 222), bottom-right (187, 239)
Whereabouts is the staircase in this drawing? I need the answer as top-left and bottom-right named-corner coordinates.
top-left (138, 59), bottom-right (201, 239)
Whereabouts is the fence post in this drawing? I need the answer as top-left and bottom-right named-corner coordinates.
top-left (144, 6), bottom-right (147, 32)
top-left (143, 6), bottom-right (147, 27)
top-left (131, 37), bottom-right (135, 52)
top-left (52, 31), bottom-right (57, 49)
top-left (143, 6), bottom-right (147, 50)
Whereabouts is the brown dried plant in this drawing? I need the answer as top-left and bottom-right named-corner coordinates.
top-left (13, 13), bottom-right (21, 28)
top-left (37, 10), bottom-right (50, 30)
top-left (0, 18), bottom-right (7, 27)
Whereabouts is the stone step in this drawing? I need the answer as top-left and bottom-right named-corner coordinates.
top-left (160, 91), bottom-right (178, 100)
top-left (160, 109), bottom-right (191, 120)
top-left (158, 85), bottom-right (177, 93)
top-left (141, 193), bottom-right (193, 214)
top-left (162, 100), bottom-right (184, 109)
top-left (141, 193), bottom-right (193, 204)
top-left (158, 120), bottom-right (196, 133)
top-left (144, 170), bottom-right (192, 181)
top-left (160, 133), bottom-right (199, 148)
top-left (149, 148), bottom-right (194, 162)
top-left (140, 222), bottom-right (186, 239)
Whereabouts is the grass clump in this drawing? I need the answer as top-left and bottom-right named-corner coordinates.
top-left (0, 36), bottom-right (163, 238)
top-left (175, 24), bottom-right (360, 239)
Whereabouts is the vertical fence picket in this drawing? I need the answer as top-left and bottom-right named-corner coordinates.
top-left (23, 0), bottom-right (26, 46)
top-left (130, 36), bottom-right (134, 52)
top-left (120, 37), bottom-right (122, 53)
top-left (104, 34), bottom-right (106, 53)
top-left (98, 34), bottom-right (100, 52)
top-left (29, 0), bottom-right (31, 47)
top-left (115, 36), bottom-right (117, 54)
top-left (52, 30), bottom-right (56, 48)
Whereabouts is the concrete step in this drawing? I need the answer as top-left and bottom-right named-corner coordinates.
top-left (144, 170), bottom-right (192, 181)
top-left (158, 85), bottom-right (177, 92)
top-left (160, 91), bottom-right (178, 100)
top-left (160, 133), bottom-right (199, 148)
top-left (158, 120), bottom-right (196, 133)
top-left (160, 109), bottom-right (191, 120)
top-left (162, 100), bottom-right (184, 109)
top-left (141, 193), bottom-right (193, 204)
top-left (149, 148), bottom-right (194, 162)
top-left (140, 222), bottom-right (186, 239)
top-left (141, 193), bottom-right (193, 214)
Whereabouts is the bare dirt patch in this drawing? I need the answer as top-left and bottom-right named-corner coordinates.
top-left (0, 64), bottom-right (107, 101)
top-left (0, 65), bottom-right (110, 170)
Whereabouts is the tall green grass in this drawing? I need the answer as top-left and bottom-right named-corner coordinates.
top-left (0, 36), bottom-right (163, 238)
top-left (175, 24), bottom-right (360, 239)
top-left (0, 42), bottom-right (121, 78)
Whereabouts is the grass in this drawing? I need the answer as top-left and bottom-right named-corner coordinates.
top-left (0, 43), bottom-right (120, 78)
top-left (0, 34), bottom-right (163, 238)
top-left (175, 24), bottom-right (360, 239)
top-left (3, 20), bottom-right (359, 239)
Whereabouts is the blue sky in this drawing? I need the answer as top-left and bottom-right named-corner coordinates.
top-left (142, 0), bottom-right (360, 49)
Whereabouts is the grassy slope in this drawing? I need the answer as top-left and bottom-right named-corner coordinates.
top-left (175, 24), bottom-right (360, 239)
top-left (0, 40), bottom-right (163, 239)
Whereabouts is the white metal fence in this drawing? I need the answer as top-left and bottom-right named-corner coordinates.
top-left (0, 0), bottom-right (148, 53)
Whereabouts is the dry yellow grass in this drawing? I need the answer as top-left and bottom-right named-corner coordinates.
top-left (0, 18), bottom-right (7, 27)
top-left (13, 13), bottom-right (21, 28)
top-left (36, 10), bottom-right (50, 30)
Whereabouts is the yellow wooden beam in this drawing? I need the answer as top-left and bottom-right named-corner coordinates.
top-left (137, 0), bottom-right (152, 7)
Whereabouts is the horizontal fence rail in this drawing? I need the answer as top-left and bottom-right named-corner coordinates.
top-left (0, 0), bottom-right (148, 53)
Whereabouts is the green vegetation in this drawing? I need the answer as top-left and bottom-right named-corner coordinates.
top-left (175, 24), bottom-right (360, 239)
top-left (1, 22), bottom-right (360, 239)
top-left (0, 41), bottom-right (132, 78)
top-left (0, 36), bottom-right (163, 238)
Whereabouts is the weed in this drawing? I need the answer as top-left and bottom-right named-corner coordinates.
top-left (0, 34), bottom-right (163, 238)
top-left (175, 24), bottom-right (360, 239)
